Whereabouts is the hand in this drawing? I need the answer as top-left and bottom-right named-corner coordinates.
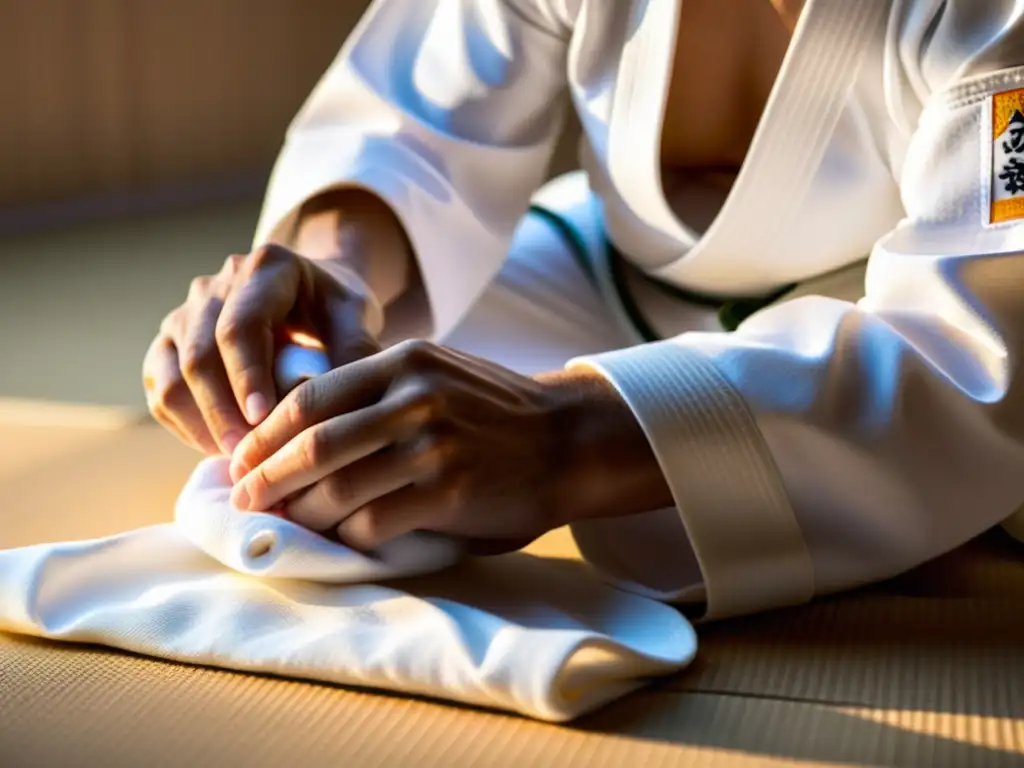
top-left (228, 340), bottom-right (674, 554)
top-left (228, 340), bottom-right (572, 553)
top-left (143, 244), bottom-right (381, 456)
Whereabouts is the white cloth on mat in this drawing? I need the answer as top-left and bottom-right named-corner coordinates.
top-left (176, 458), bottom-right (465, 582)
top-left (0, 458), bottom-right (697, 722)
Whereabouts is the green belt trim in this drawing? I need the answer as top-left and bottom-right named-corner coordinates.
top-left (526, 204), bottom-right (599, 290)
top-left (527, 204), bottom-right (794, 339)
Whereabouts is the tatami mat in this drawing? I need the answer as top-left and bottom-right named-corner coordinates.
top-left (2, 420), bottom-right (1023, 767)
top-left (4, 633), bottom-right (1021, 768)
top-left (0, 201), bottom-right (260, 409)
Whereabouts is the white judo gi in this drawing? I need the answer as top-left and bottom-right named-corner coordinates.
top-left (254, 0), bottom-right (1024, 620)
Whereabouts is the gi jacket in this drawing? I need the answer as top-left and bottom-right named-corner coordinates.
top-left (255, 0), bottom-right (1024, 620)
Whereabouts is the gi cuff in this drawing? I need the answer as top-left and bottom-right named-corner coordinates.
top-left (567, 340), bottom-right (816, 619)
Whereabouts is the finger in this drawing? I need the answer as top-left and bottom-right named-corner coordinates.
top-left (217, 248), bottom-right (303, 426)
top-left (336, 484), bottom-right (442, 552)
top-left (143, 335), bottom-right (219, 454)
top-left (145, 388), bottom-right (195, 449)
top-left (284, 448), bottom-right (416, 531)
top-left (177, 296), bottom-right (249, 454)
top-left (230, 356), bottom-right (390, 480)
top-left (231, 402), bottom-right (400, 511)
top-left (150, 400), bottom-right (217, 453)
top-left (317, 288), bottom-right (381, 367)
top-left (145, 322), bottom-right (198, 448)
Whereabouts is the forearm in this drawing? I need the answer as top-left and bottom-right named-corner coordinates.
top-left (293, 188), bottom-right (418, 309)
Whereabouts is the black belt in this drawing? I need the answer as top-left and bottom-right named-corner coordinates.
top-left (527, 204), bottom-right (794, 341)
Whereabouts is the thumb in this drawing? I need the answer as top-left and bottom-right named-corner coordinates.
top-left (217, 248), bottom-right (304, 425)
top-left (319, 291), bottom-right (383, 367)
top-left (305, 259), bottom-right (385, 366)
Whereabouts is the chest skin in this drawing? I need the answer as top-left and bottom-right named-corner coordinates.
top-left (659, 0), bottom-right (796, 229)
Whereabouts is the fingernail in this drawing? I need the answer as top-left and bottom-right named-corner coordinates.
top-left (229, 457), bottom-right (247, 484)
top-left (232, 484), bottom-right (252, 511)
top-left (221, 430), bottom-right (243, 455)
top-left (245, 392), bottom-right (270, 425)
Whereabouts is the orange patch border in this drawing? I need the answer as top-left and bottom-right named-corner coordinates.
top-left (990, 87), bottom-right (1024, 224)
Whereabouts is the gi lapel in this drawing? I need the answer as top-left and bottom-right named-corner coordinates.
top-left (607, 0), bottom-right (892, 297)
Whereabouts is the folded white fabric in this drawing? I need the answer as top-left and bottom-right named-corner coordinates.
top-left (0, 458), bottom-right (696, 722)
top-left (176, 458), bottom-right (466, 581)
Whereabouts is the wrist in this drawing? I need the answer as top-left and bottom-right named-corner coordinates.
top-left (537, 369), bottom-right (674, 527)
top-left (294, 188), bottom-right (413, 309)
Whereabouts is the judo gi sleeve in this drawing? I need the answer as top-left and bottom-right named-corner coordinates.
top-left (253, 0), bottom-right (571, 340)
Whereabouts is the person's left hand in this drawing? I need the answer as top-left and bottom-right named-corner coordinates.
top-left (228, 340), bottom-right (588, 553)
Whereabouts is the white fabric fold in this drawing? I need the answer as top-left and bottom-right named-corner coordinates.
top-left (175, 458), bottom-right (465, 582)
top-left (0, 458), bottom-right (696, 722)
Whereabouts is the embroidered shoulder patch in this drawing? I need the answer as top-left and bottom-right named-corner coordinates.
top-left (991, 88), bottom-right (1024, 223)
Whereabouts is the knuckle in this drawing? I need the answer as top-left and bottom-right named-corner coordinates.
top-left (234, 435), bottom-right (264, 470)
top-left (247, 243), bottom-right (289, 271)
top-left (288, 380), bottom-right (320, 424)
top-left (159, 308), bottom-right (185, 338)
top-left (398, 377), bottom-right (446, 421)
top-left (154, 374), bottom-right (190, 409)
top-left (187, 275), bottom-right (213, 300)
top-left (179, 339), bottom-right (219, 378)
top-left (297, 426), bottom-right (329, 471)
top-left (222, 253), bottom-right (245, 273)
top-left (395, 338), bottom-right (441, 371)
top-left (322, 473), bottom-right (357, 511)
top-left (341, 509), bottom-right (382, 549)
top-left (143, 334), bottom-right (172, 369)
top-left (283, 392), bottom-right (307, 429)
top-left (412, 433), bottom-right (454, 476)
top-left (248, 466), bottom-right (271, 504)
top-left (214, 312), bottom-right (252, 347)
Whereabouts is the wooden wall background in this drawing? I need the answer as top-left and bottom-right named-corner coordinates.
top-left (0, 0), bottom-right (363, 208)
top-left (0, 1), bottom-right (578, 216)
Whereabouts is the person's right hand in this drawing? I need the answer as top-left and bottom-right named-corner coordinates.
top-left (143, 244), bottom-right (382, 456)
